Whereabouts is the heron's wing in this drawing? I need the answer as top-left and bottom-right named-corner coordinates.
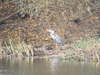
top-left (55, 35), bottom-right (64, 45)
top-left (50, 34), bottom-right (64, 45)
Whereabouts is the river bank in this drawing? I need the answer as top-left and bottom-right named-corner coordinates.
top-left (0, 37), bottom-right (100, 64)
top-left (0, 0), bottom-right (100, 64)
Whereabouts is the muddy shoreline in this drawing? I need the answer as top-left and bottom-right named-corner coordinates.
top-left (0, 48), bottom-right (100, 64)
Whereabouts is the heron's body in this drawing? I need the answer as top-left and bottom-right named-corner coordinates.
top-left (48, 29), bottom-right (64, 46)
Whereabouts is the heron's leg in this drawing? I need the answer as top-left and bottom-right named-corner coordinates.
top-left (54, 43), bottom-right (58, 55)
top-left (56, 43), bottom-right (59, 50)
top-left (58, 45), bottom-right (64, 50)
top-left (60, 45), bottom-right (64, 50)
top-left (54, 43), bottom-right (57, 50)
top-left (54, 43), bottom-right (60, 50)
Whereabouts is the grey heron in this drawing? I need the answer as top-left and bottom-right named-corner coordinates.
top-left (48, 29), bottom-right (64, 46)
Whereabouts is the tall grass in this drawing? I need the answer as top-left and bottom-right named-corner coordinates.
top-left (70, 37), bottom-right (100, 51)
top-left (0, 37), bottom-right (100, 63)
top-left (65, 37), bottom-right (100, 63)
top-left (0, 39), bottom-right (33, 57)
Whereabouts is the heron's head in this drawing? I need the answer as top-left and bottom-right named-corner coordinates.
top-left (47, 29), bottom-right (55, 34)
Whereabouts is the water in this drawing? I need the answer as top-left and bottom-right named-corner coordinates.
top-left (0, 57), bottom-right (100, 75)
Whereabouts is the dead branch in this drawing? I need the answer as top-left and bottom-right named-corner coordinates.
top-left (0, 10), bottom-right (21, 24)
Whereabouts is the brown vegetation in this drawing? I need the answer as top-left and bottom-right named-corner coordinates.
top-left (0, 0), bottom-right (100, 62)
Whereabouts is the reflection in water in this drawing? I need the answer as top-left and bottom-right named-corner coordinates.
top-left (49, 57), bottom-right (63, 72)
top-left (0, 57), bottom-right (100, 75)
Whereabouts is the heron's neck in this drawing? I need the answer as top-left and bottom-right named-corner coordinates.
top-left (50, 33), bottom-right (55, 35)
